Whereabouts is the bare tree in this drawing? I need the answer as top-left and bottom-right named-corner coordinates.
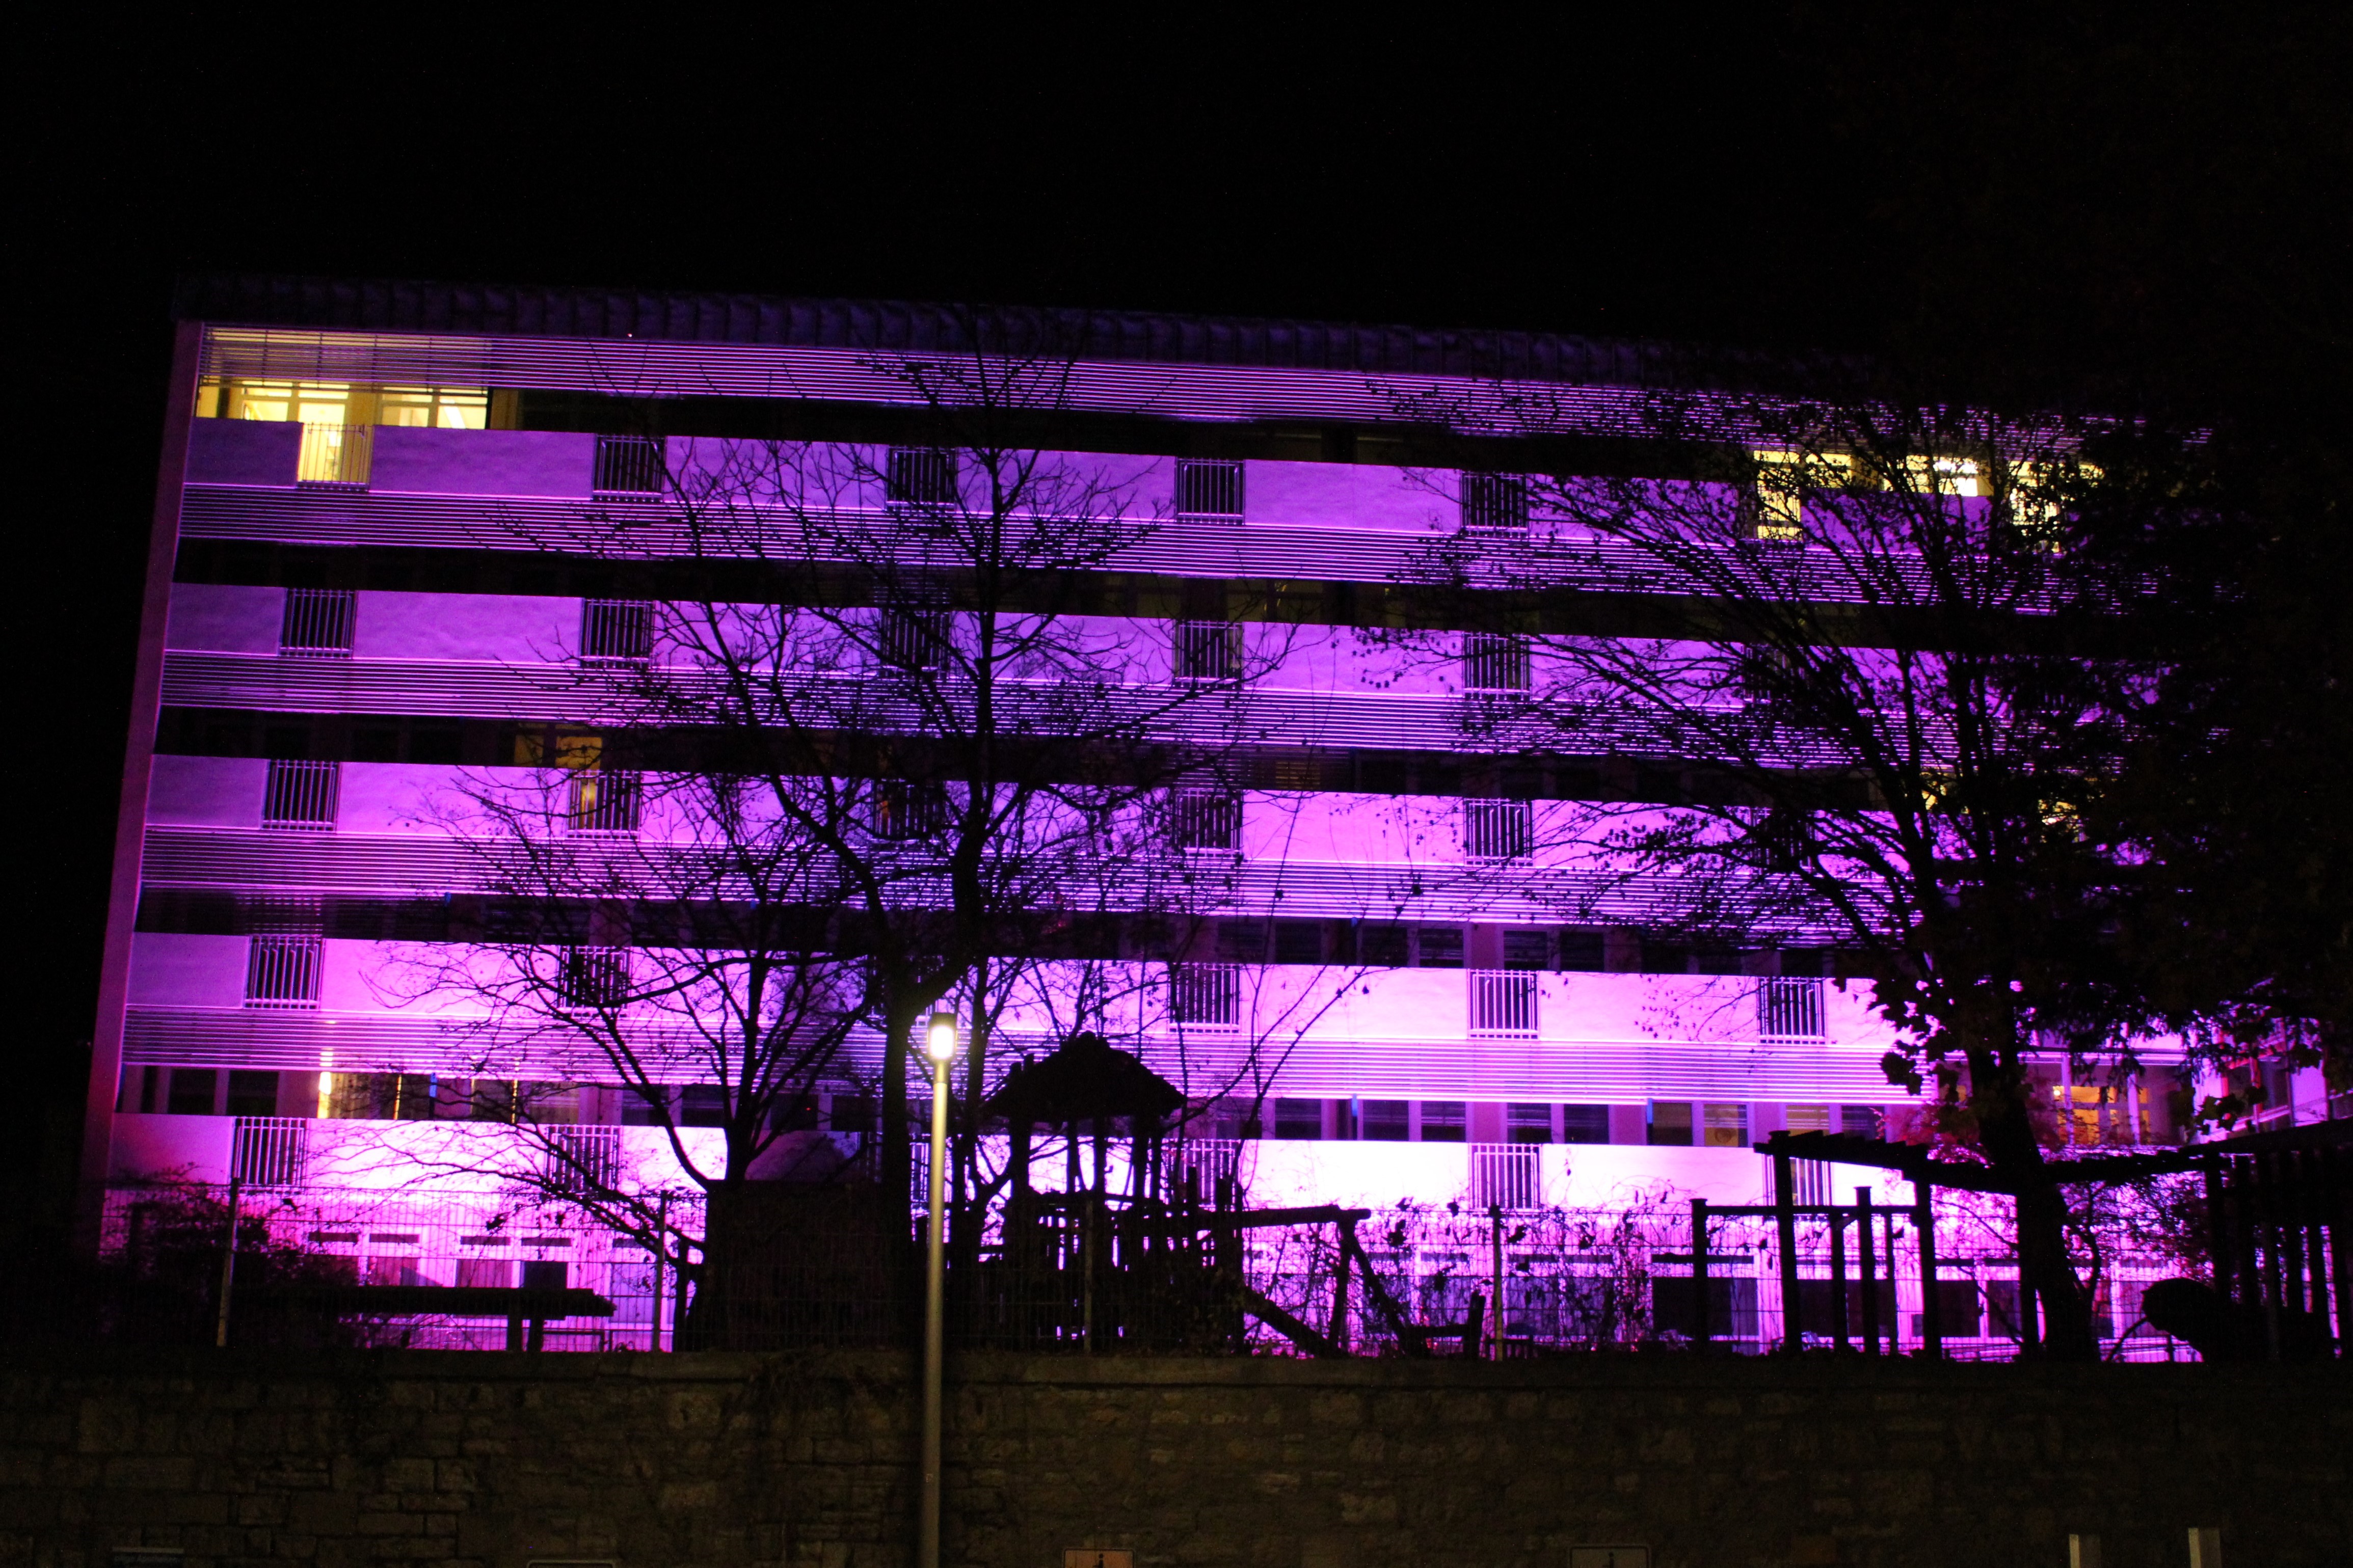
top-left (457, 331), bottom-right (1369, 1248)
top-left (1381, 383), bottom-right (2151, 1356)
top-left (381, 749), bottom-right (869, 1344)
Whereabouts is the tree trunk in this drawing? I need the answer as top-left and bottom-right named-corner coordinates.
top-left (879, 998), bottom-right (916, 1227)
top-left (677, 1177), bottom-right (742, 1350)
top-left (1974, 1085), bottom-right (2098, 1359)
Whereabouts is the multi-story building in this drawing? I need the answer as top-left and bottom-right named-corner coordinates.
top-left (87, 279), bottom-right (2239, 1336)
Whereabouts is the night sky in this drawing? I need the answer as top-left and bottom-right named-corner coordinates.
top-left (15, 7), bottom-right (2345, 1172)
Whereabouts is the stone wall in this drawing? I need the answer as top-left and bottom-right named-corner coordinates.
top-left (3, 1349), bottom-right (2345, 1568)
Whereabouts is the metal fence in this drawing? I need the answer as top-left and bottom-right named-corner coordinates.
top-left (31, 1178), bottom-right (2237, 1362)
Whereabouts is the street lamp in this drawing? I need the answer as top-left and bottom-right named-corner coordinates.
top-left (919, 1011), bottom-right (958, 1568)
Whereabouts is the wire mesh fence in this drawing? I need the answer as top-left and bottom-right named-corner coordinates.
top-left (0, 1178), bottom-right (2231, 1361)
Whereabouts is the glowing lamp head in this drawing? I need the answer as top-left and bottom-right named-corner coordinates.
top-left (924, 1012), bottom-right (959, 1065)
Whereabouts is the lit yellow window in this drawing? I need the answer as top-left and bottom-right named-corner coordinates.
top-left (515, 730), bottom-right (603, 770)
top-left (376, 385), bottom-right (490, 429)
top-left (1749, 450), bottom-right (1851, 540)
top-left (1901, 456), bottom-right (1984, 498)
top-left (194, 378), bottom-right (488, 429)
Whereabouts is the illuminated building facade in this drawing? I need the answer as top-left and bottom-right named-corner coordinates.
top-left (90, 277), bottom-right (2252, 1287)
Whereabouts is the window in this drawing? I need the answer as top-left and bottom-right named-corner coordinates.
top-left (456, 1257), bottom-right (514, 1289)
top-left (1171, 787), bottom-right (1243, 854)
top-left (877, 604), bottom-right (950, 671)
top-left (225, 1070), bottom-right (280, 1117)
top-left (1419, 1100), bottom-right (1466, 1142)
top-left (1557, 928), bottom-right (1607, 971)
top-left (1703, 1103), bottom-right (1750, 1148)
top-left (1470, 970), bottom-right (1538, 1036)
top-left (1747, 450), bottom-right (1852, 542)
top-left (558, 948), bottom-right (630, 1012)
top-left (1169, 963), bottom-right (1241, 1028)
top-left (593, 435), bottom-right (664, 496)
top-left (1173, 618), bottom-right (1243, 683)
top-left (372, 385), bottom-right (490, 429)
top-left (1273, 1098), bottom-right (1323, 1139)
top-left (1357, 923), bottom-right (1408, 967)
top-left (1502, 929), bottom-right (1549, 970)
top-left (199, 380), bottom-right (487, 430)
top-left (1647, 1100), bottom-right (1693, 1146)
top-left (1272, 920), bottom-right (1323, 964)
top-left (280, 588), bottom-right (356, 657)
top-left (581, 600), bottom-right (655, 663)
top-left (1416, 926), bottom-right (1464, 968)
top-left (1758, 977), bottom-right (1827, 1040)
top-left (872, 778), bottom-right (946, 841)
top-left (1459, 472), bottom-right (1530, 533)
top-left (1174, 458), bottom-right (1245, 521)
top-left (887, 447), bottom-right (958, 505)
top-left (1462, 632), bottom-right (1531, 692)
top-left (567, 770), bottom-right (643, 835)
top-left (680, 1087), bottom-right (729, 1127)
top-left (1361, 1099), bottom-right (1409, 1141)
top-left (1464, 798), bottom-right (1533, 862)
top-left (1507, 1102), bottom-right (1553, 1145)
top-left (167, 1068), bottom-right (218, 1116)
top-left (1839, 1105), bottom-right (1882, 1139)
top-left (245, 934), bottom-right (322, 1009)
top-left (262, 760), bottom-right (339, 830)
top-left (1561, 1104), bottom-right (1611, 1144)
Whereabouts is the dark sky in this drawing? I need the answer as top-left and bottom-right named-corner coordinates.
top-left (14, 7), bottom-right (2346, 1125)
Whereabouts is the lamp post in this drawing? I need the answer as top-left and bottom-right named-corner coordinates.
top-left (919, 1011), bottom-right (958, 1568)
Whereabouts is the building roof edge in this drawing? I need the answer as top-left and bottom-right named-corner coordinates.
top-left (172, 273), bottom-right (1833, 395)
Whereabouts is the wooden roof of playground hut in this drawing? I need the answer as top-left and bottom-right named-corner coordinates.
top-left (987, 1032), bottom-right (1184, 1127)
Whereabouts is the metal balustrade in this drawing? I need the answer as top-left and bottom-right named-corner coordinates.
top-left (1468, 1142), bottom-right (1541, 1210)
top-left (543, 1125), bottom-right (622, 1196)
top-left (592, 435), bottom-right (664, 496)
top-left (1459, 472), bottom-right (1529, 533)
top-left (1463, 797), bottom-right (1533, 862)
top-left (244, 935), bottom-right (321, 1009)
top-left (1469, 970), bottom-right (1538, 1036)
top-left (580, 599), bottom-right (655, 663)
top-left (1758, 977), bottom-right (1827, 1041)
top-left (1169, 963), bottom-right (1242, 1028)
top-left (1173, 457), bottom-right (1244, 521)
top-left (1462, 632), bottom-right (1531, 692)
top-left (1172, 618), bottom-right (1243, 682)
top-left (231, 1116), bottom-right (311, 1187)
top-left (296, 422), bottom-right (371, 486)
top-left (278, 588), bottom-right (355, 656)
top-left (261, 760), bottom-right (339, 830)
top-left (886, 447), bottom-right (957, 505)
top-left (557, 948), bottom-right (631, 1012)
top-left (876, 605), bottom-right (950, 670)
top-left (1171, 787), bottom-right (1242, 853)
top-left (566, 770), bottom-right (643, 835)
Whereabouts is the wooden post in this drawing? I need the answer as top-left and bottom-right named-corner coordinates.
top-left (1857, 1188), bottom-right (1880, 1356)
top-left (1331, 1216), bottom-right (1355, 1354)
top-left (1913, 1177), bottom-right (1941, 1358)
top-left (1691, 1199), bottom-right (1712, 1349)
top-left (213, 1174), bottom-right (243, 1349)
top-left (2205, 1159), bottom-right (2232, 1306)
top-left (1774, 1154), bottom-right (1801, 1354)
top-left (650, 1192), bottom-right (669, 1353)
top-left (1488, 1205), bottom-right (1506, 1360)
top-left (1829, 1207), bottom-right (1850, 1352)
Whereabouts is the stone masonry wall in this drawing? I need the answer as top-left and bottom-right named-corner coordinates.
top-left (2, 1349), bottom-right (2346, 1568)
